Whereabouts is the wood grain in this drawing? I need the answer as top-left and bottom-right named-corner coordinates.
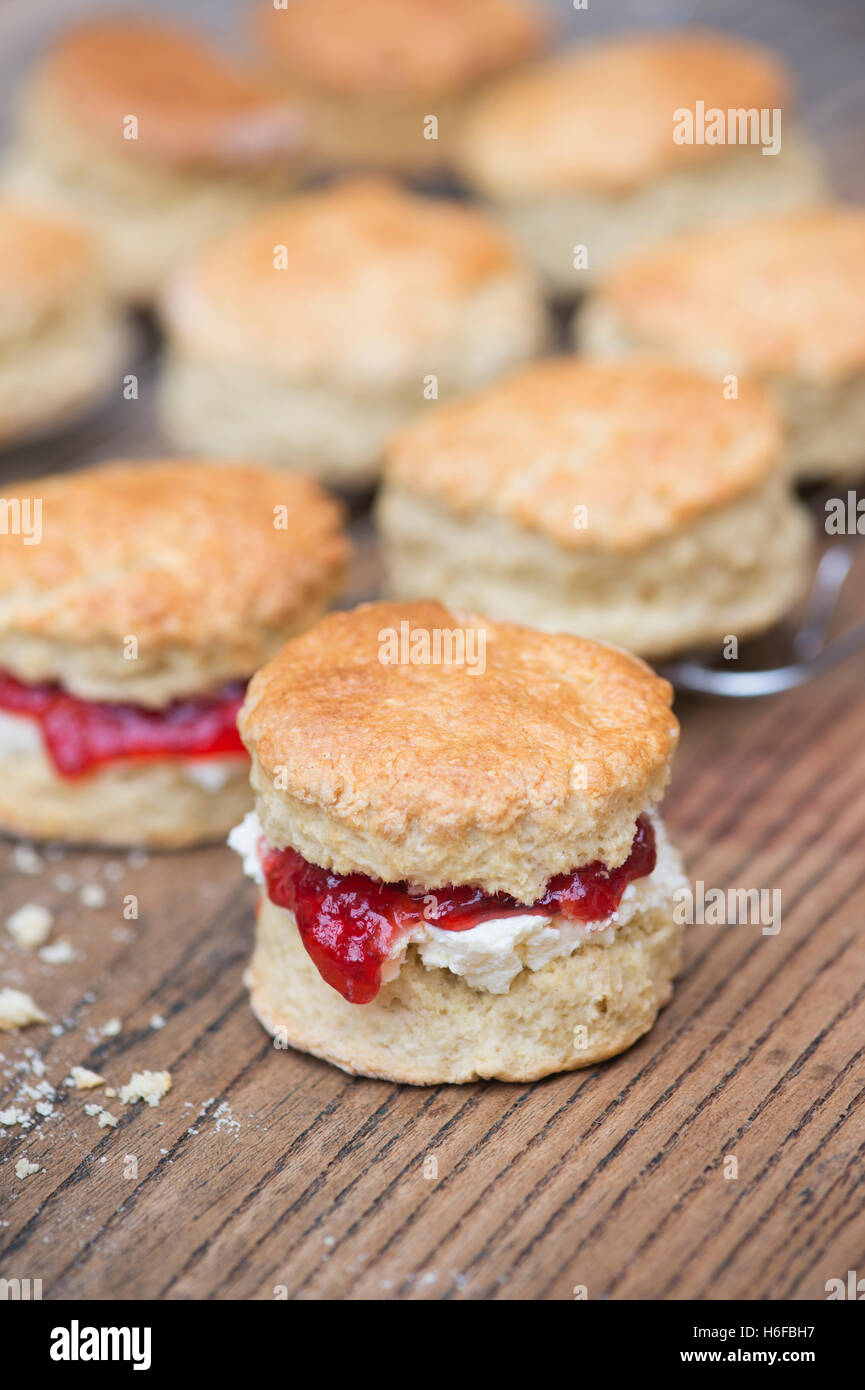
top-left (1, 0), bottom-right (865, 1301)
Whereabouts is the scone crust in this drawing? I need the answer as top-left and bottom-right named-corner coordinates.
top-left (0, 461), bottom-right (347, 700)
top-left (384, 359), bottom-right (781, 552)
top-left (586, 206), bottom-right (865, 383)
top-left (239, 601), bottom-right (679, 900)
top-left (247, 892), bottom-right (684, 1084)
top-left (159, 178), bottom-right (543, 385)
top-left (457, 31), bottom-right (790, 197)
top-left (0, 200), bottom-right (104, 343)
top-left (256, 0), bottom-right (544, 98)
top-left (29, 20), bottom-right (303, 168)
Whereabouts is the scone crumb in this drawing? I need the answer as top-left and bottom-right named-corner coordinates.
top-left (104, 1087), bottom-right (117, 1098)
top-left (68, 1066), bottom-right (105, 1090)
top-left (84, 1103), bottom-right (118, 1129)
top-left (0, 1106), bottom-right (28, 1126)
top-left (79, 883), bottom-right (107, 909)
top-left (0, 988), bottom-right (49, 1030)
top-left (149, 1014), bottom-right (166, 1030)
top-left (5, 903), bottom-right (53, 949)
top-left (12, 844), bottom-right (42, 876)
top-left (15, 1158), bottom-right (40, 1179)
top-left (39, 941), bottom-right (76, 965)
top-left (100, 1018), bottom-right (122, 1037)
top-left (119, 1070), bottom-right (172, 1107)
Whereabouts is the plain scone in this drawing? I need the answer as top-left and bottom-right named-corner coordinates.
top-left (158, 177), bottom-right (548, 487)
top-left (1, 21), bottom-right (304, 302)
top-left (455, 31), bottom-right (825, 294)
top-left (253, 0), bottom-right (545, 173)
top-left (577, 206), bottom-right (865, 479)
top-left (236, 601), bottom-right (687, 1083)
top-left (0, 199), bottom-right (127, 447)
top-left (378, 360), bottom-right (813, 658)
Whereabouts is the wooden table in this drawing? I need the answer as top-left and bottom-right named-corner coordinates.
top-left (1, 0), bottom-right (864, 1301)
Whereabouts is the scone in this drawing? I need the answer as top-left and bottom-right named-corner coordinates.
top-left (578, 206), bottom-right (865, 480)
top-left (253, 0), bottom-right (544, 174)
top-left (377, 360), bottom-right (813, 658)
top-left (230, 601), bottom-right (687, 1084)
top-left (456, 31), bottom-right (825, 295)
top-left (0, 461), bottom-right (346, 848)
top-left (157, 177), bottom-right (548, 488)
top-left (1, 21), bottom-right (304, 303)
top-left (0, 200), bottom-right (126, 448)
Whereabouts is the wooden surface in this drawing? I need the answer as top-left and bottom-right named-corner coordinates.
top-left (1, 0), bottom-right (865, 1302)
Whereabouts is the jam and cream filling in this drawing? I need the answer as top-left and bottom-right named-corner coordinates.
top-left (0, 670), bottom-right (247, 778)
top-left (230, 811), bottom-right (674, 1003)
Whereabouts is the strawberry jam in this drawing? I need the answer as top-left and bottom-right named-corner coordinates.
top-left (0, 670), bottom-right (247, 778)
top-left (261, 816), bottom-right (656, 1003)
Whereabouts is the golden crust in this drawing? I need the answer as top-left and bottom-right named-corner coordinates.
top-left (159, 177), bottom-right (535, 383)
top-left (587, 206), bottom-right (865, 384)
top-left (0, 461), bottom-right (347, 683)
top-left (256, 0), bottom-right (544, 98)
top-left (31, 21), bottom-right (304, 169)
top-left (457, 31), bottom-right (791, 197)
top-left (384, 359), bottom-right (781, 552)
top-left (239, 601), bottom-right (679, 899)
top-left (0, 199), bottom-right (102, 342)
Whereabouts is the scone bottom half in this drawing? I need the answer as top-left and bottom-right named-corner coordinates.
top-left (231, 601), bottom-right (688, 1084)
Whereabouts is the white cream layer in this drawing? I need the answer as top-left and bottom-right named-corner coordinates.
top-left (0, 709), bottom-right (242, 791)
top-left (228, 810), bottom-right (686, 994)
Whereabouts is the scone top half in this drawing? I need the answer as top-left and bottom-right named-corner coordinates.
top-left (235, 602), bottom-right (679, 998)
top-left (252, 0), bottom-right (545, 173)
top-left (457, 29), bottom-right (797, 201)
top-left (0, 460), bottom-right (346, 709)
top-left (255, 0), bottom-right (544, 100)
top-left (11, 20), bottom-right (305, 174)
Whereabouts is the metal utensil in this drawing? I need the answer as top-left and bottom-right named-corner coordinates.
top-left (659, 545), bottom-right (865, 697)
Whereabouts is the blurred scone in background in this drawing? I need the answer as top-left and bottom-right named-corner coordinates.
top-left (0, 198), bottom-right (127, 446)
top-left (252, 0), bottom-right (547, 174)
top-left (158, 177), bottom-right (548, 488)
top-left (456, 30), bottom-right (826, 295)
top-left (1, 20), bottom-right (305, 302)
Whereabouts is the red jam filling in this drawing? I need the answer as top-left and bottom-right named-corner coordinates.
top-left (0, 670), bottom-right (247, 778)
top-left (262, 816), bottom-right (656, 1004)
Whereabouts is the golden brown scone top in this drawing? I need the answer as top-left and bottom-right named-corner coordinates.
top-left (385, 359), bottom-right (781, 551)
top-left (32, 21), bottom-right (304, 167)
top-left (457, 31), bottom-right (790, 197)
top-left (592, 206), bottom-right (865, 383)
top-left (0, 461), bottom-right (346, 655)
top-left (256, 0), bottom-right (544, 97)
top-left (161, 178), bottom-right (527, 377)
top-left (240, 599), bottom-right (678, 843)
top-left (0, 200), bottom-right (101, 343)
